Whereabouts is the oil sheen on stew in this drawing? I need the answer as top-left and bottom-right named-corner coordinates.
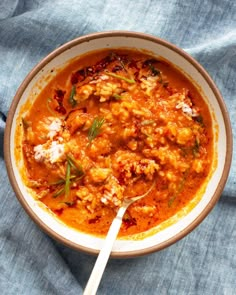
top-left (19, 49), bottom-right (213, 237)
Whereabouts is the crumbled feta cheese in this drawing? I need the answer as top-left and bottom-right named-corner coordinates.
top-left (89, 75), bottom-right (109, 84)
top-left (100, 75), bottom-right (109, 80)
top-left (101, 176), bottom-right (124, 207)
top-left (101, 197), bottom-right (108, 204)
top-left (34, 141), bottom-right (65, 163)
top-left (89, 80), bottom-right (100, 84)
top-left (176, 101), bottom-right (198, 117)
top-left (47, 118), bottom-right (63, 139)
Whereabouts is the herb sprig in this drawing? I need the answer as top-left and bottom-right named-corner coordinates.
top-left (112, 93), bottom-right (122, 100)
top-left (110, 52), bottom-right (127, 72)
top-left (149, 64), bottom-right (160, 76)
top-left (65, 160), bottom-right (71, 198)
top-left (66, 155), bottom-right (84, 177)
top-left (87, 117), bottom-right (105, 145)
top-left (68, 85), bottom-right (77, 107)
top-left (52, 156), bottom-right (84, 199)
top-left (168, 168), bottom-right (190, 207)
top-left (104, 71), bottom-right (135, 84)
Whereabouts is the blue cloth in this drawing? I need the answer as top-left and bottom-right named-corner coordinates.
top-left (0, 0), bottom-right (236, 294)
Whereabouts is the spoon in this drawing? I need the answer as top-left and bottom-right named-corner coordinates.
top-left (83, 181), bottom-right (156, 295)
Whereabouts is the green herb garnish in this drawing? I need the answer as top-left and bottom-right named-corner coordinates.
top-left (162, 81), bottom-right (169, 88)
top-left (63, 201), bottom-right (75, 206)
top-left (49, 175), bottom-right (77, 186)
top-left (193, 138), bottom-right (200, 157)
top-left (110, 52), bottom-right (127, 72)
top-left (68, 85), bottom-right (77, 107)
top-left (51, 157), bottom-right (83, 199)
top-left (195, 115), bottom-right (204, 126)
top-left (112, 93), bottom-right (122, 100)
top-left (149, 65), bottom-right (163, 84)
top-left (53, 187), bottom-right (65, 198)
top-left (168, 168), bottom-right (190, 207)
top-left (149, 64), bottom-right (160, 76)
top-left (66, 155), bottom-right (84, 177)
top-left (65, 160), bottom-right (71, 198)
top-left (87, 117), bottom-right (105, 145)
top-left (141, 120), bottom-right (155, 126)
top-left (141, 130), bottom-right (153, 139)
top-left (49, 179), bottom-right (66, 186)
top-left (105, 71), bottom-right (135, 84)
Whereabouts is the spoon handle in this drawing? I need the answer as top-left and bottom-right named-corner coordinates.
top-left (83, 205), bottom-right (128, 295)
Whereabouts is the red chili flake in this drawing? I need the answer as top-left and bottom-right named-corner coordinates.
top-left (48, 186), bottom-right (55, 193)
top-left (123, 217), bottom-right (137, 229)
top-left (53, 89), bottom-right (66, 114)
top-left (94, 55), bottom-right (112, 72)
top-left (116, 54), bottom-right (129, 63)
top-left (79, 107), bottom-right (87, 113)
top-left (71, 73), bottom-right (78, 84)
top-left (112, 65), bottom-right (123, 72)
top-left (118, 172), bottom-right (126, 185)
top-left (134, 71), bottom-right (139, 80)
top-left (165, 86), bottom-right (175, 95)
top-left (22, 142), bottom-right (34, 158)
top-left (128, 60), bottom-right (138, 70)
top-left (54, 208), bottom-right (64, 216)
top-left (71, 68), bottom-right (88, 85)
top-left (142, 59), bottom-right (158, 68)
top-left (88, 216), bottom-right (101, 224)
top-left (55, 89), bottom-right (65, 100)
top-left (55, 105), bottom-right (66, 115)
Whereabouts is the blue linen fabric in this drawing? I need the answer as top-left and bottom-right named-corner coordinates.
top-left (0, 0), bottom-right (235, 294)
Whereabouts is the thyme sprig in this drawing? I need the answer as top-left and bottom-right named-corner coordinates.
top-left (149, 64), bottom-right (160, 76)
top-left (87, 117), bottom-right (105, 145)
top-left (52, 156), bottom-right (84, 199)
top-left (104, 70), bottom-right (135, 84)
top-left (168, 168), bottom-right (190, 207)
top-left (53, 187), bottom-right (65, 198)
top-left (110, 52), bottom-right (127, 72)
top-left (66, 155), bottom-right (84, 177)
top-left (68, 85), bottom-right (77, 107)
top-left (65, 160), bottom-right (71, 198)
top-left (112, 93), bottom-right (122, 100)
top-left (141, 120), bottom-right (155, 126)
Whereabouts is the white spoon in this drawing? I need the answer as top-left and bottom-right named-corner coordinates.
top-left (83, 181), bottom-right (156, 295)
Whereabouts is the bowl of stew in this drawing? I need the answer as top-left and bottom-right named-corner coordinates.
top-left (4, 31), bottom-right (232, 257)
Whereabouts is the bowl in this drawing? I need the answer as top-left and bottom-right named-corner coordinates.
top-left (4, 31), bottom-right (232, 257)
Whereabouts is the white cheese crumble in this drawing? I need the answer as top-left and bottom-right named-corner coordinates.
top-left (89, 75), bottom-right (109, 84)
top-left (34, 141), bottom-right (65, 163)
top-left (176, 101), bottom-right (199, 117)
top-left (100, 75), bottom-right (109, 81)
top-left (101, 176), bottom-right (124, 207)
top-left (47, 118), bottom-right (63, 139)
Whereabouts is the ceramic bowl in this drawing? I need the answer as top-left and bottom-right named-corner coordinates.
top-left (4, 31), bottom-right (232, 257)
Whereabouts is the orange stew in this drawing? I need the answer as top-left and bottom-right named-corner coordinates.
top-left (19, 49), bottom-right (213, 237)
